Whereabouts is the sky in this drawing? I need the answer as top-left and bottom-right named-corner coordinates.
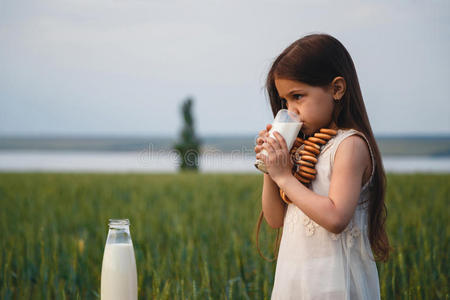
top-left (0, 0), bottom-right (449, 137)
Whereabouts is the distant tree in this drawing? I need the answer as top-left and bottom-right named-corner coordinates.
top-left (173, 97), bottom-right (202, 171)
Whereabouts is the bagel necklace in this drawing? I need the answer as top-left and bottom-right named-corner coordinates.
top-left (279, 127), bottom-right (338, 204)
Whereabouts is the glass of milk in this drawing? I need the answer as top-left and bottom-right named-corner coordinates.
top-left (254, 109), bottom-right (303, 174)
top-left (101, 219), bottom-right (138, 300)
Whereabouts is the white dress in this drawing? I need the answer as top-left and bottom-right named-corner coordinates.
top-left (271, 128), bottom-right (380, 300)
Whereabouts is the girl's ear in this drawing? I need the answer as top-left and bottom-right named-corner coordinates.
top-left (331, 76), bottom-right (346, 100)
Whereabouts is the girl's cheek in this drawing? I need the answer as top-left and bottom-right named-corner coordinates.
top-left (300, 106), bottom-right (312, 121)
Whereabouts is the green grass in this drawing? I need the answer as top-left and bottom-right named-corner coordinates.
top-left (0, 173), bottom-right (448, 299)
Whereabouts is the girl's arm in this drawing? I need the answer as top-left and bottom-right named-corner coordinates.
top-left (260, 132), bottom-right (370, 234)
top-left (255, 124), bottom-right (287, 229)
top-left (261, 173), bottom-right (287, 229)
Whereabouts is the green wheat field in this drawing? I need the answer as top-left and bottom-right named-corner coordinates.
top-left (0, 173), bottom-right (448, 299)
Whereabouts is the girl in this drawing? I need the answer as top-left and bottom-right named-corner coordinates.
top-left (254, 33), bottom-right (391, 299)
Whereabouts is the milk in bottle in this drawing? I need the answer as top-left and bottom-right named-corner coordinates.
top-left (101, 219), bottom-right (138, 300)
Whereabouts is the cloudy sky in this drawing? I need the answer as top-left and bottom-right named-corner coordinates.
top-left (1, 0), bottom-right (449, 137)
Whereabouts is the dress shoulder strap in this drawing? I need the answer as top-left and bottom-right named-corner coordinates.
top-left (329, 129), bottom-right (376, 190)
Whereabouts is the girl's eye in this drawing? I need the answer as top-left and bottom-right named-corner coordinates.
top-left (293, 94), bottom-right (303, 100)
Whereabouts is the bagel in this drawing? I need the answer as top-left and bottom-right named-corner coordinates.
top-left (295, 137), bottom-right (305, 144)
top-left (314, 133), bottom-right (332, 140)
top-left (293, 141), bottom-right (302, 149)
top-left (294, 172), bottom-right (311, 183)
top-left (299, 150), bottom-right (316, 157)
top-left (299, 170), bottom-right (316, 180)
top-left (301, 155), bottom-right (318, 164)
top-left (304, 145), bottom-right (320, 155)
top-left (319, 128), bottom-right (338, 135)
top-left (303, 140), bottom-right (321, 149)
top-left (285, 127), bottom-right (338, 187)
top-left (298, 159), bottom-right (315, 168)
top-left (299, 165), bottom-right (317, 174)
top-left (279, 189), bottom-right (291, 204)
top-left (308, 137), bottom-right (327, 144)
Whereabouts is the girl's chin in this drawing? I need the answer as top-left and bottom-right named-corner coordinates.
top-left (300, 127), bottom-right (317, 139)
top-left (299, 128), bottom-right (309, 139)
top-left (301, 126), bottom-right (309, 134)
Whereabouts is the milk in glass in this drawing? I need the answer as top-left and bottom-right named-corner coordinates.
top-left (255, 109), bottom-right (303, 173)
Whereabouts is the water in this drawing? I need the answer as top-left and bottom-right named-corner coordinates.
top-left (0, 151), bottom-right (449, 173)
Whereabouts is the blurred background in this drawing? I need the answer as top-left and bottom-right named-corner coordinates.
top-left (1, 0), bottom-right (449, 172)
top-left (0, 1), bottom-right (449, 299)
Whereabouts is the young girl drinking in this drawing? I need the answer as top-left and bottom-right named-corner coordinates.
top-left (254, 33), bottom-right (391, 299)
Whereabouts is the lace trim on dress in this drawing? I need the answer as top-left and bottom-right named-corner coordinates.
top-left (328, 219), bottom-right (361, 247)
top-left (302, 213), bottom-right (361, 247)
top-left (302, 214), bottom-right (320, 236)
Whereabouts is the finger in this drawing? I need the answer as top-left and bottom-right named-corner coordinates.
top-left (262, 140), bottom-right (275, 154)
top-left (256, 152), bottom-right (267, 163)
top-left (273, 131), bottom-right (288, 152)
top-left (256, 137), bottom-right (265, 145)
top-left (258, 129), bottom-right (266, 137)
top-left (266, 124), bottom-right (272, 131)
top-left (254, 145), bottom-right (263, 153)
top-left (267, 135), bottom-right (281, 151)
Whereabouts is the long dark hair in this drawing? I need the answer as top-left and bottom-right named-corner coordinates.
top-left (255, 33), bottom-right (391, 262)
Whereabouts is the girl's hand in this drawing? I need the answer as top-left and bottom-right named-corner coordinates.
top-left (256, 131), bottom-right (294, 183)
top-left (254, 124), bottom-right (272, 154)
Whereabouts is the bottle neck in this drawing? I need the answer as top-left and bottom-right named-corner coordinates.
top-left (107, 219), bottom-right (132, 244)
top-left (109, 219), bottom-right (129, 228)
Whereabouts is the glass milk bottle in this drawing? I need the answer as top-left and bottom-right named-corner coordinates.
top-left (254, 109), bottom-right (303, 174)
top-left (101, 219), bottom-right (138, 300)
